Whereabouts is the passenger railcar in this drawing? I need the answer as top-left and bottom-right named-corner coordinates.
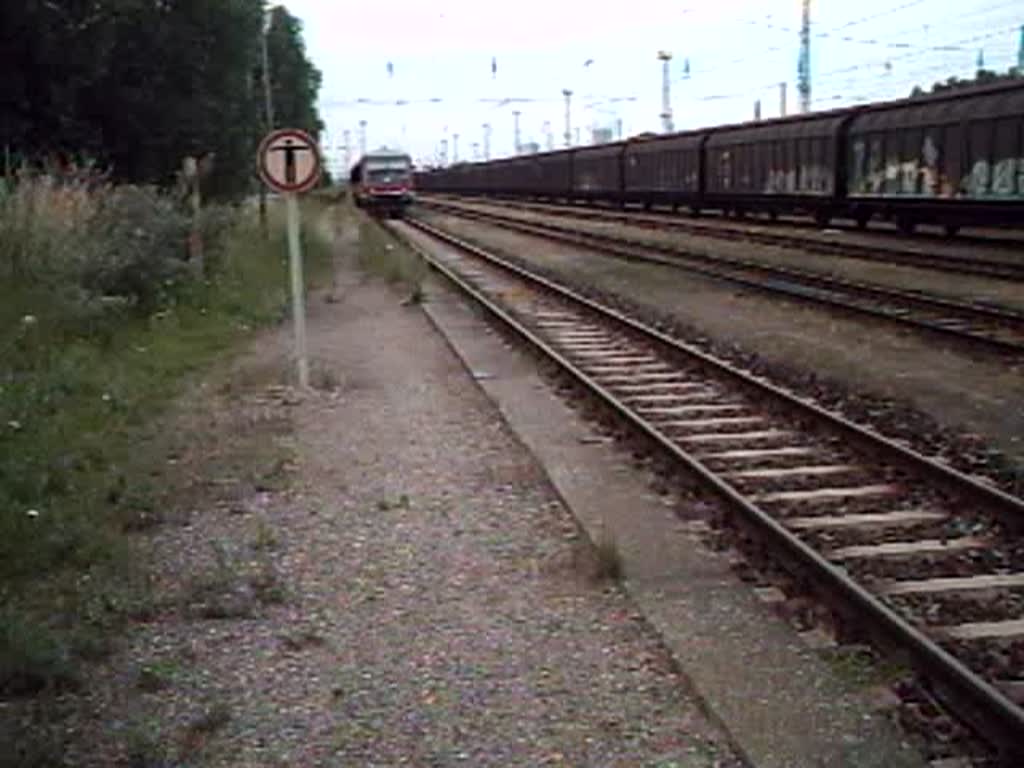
top-left (350, 149), bottom-right (415, 218)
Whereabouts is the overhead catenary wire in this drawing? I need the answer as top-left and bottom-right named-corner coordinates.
top-left (685, 0), bottom-right (1018, 81)
top-left (827, 0), bottom-right (931, 32)
top-left (689, 25), bottom-right (1021, 105)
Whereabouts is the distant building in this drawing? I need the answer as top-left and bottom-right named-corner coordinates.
top-left (519, 142), bottom-right (540, 154)
top-left (591, 127), bottom-right (614, 144)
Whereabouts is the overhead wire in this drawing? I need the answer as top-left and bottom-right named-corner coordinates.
top-left (813, 25), bottom-right (1020, 81)
top-left (684, 0), bottom-right (1018, 81)
top-left (689, 24), bottom-right (1019, 104)
top-left (827, 0), bottom-right (931, 32)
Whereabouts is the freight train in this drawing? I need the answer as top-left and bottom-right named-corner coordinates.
top-left (350, 149), bottom-right (415, 218)
top-left (415, 81), bottom-right (1024, 235)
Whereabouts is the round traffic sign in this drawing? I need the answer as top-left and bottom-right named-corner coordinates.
top-left (257, 128), bottom-right (322, 194)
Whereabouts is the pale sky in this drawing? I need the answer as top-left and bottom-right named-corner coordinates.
top-left (280, 0), bottom-right (1023, 172)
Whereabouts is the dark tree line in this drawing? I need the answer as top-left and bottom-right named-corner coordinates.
top-left (910, 66), bottom-right (1022, 98)
top-left (0, 1), bottom-right (323, 198)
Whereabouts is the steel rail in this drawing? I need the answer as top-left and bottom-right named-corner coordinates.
top-left (422, 200), bottom-right (1024, 356)
top-left (431, 194), bottom-right (1024, 282)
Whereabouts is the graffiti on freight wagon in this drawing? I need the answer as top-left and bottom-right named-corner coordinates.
top-left (711, 150), bottom-right (832, 195)
top-left (762, 166), bottom-right (831, 194)
top-left (849, 136), bottom-right (1024, 199)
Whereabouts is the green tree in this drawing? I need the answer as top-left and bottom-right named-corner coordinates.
top-left (910, 67), bottom-right (1022, 97)
top-left (261, 5), bottom-right (324, 139)
top-left (1, 0), bottom-right (324, 200)
top-left (92, 0), bottom-right (266, 197)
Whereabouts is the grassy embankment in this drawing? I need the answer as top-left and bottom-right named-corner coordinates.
top-left (0, 178), bottom-right (332, 698)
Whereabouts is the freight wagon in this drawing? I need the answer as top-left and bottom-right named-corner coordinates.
top-left (415, 80), bottom-right (1024, 233)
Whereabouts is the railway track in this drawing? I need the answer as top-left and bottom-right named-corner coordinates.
top-left (428, 195), bottom-right (1024, 283)
top-left (420, 199), bottom-right (1024, 356)
top-left (392, 215), bottom-right (1024, 765)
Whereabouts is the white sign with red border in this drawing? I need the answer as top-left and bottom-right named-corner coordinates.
top-left (257, 128), bottom-right (321, 194)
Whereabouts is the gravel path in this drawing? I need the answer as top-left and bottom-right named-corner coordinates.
top-left (42, 221), bottom-right (742, 767)
top-left (275, 262), bottom-right (740, 766)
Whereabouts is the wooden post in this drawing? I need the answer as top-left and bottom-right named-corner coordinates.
top-left (1, 144), bottom-right (13, 200)
top-left (183, 156), bottom-right (203, 274)
top-left (260, 10), bottom-right (275, 238)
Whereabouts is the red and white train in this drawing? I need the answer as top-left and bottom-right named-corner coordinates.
top-left (349, 149), bottom-right (415, 218)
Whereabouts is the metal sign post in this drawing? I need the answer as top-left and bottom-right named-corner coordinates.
top-left (285, 192), bottom-right (309, 387)
top-left (257, 128), bottom-right (322, 389)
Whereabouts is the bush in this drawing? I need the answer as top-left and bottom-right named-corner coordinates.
top-left (0, 608), bottom-right (74, 696)
top-left (0, 178), bottom-right (245, 319)
top-left (77, 186), bottom-right (191, 312)
top-left (198, 202), bottom-right (241, 277)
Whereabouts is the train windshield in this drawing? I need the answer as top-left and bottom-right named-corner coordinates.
top-left (367, 167), bottom-right (410, 181)
top-left (364, 155), bottom-right (411, 182)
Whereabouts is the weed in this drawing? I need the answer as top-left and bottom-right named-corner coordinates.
top-left (3, 730), bottom-right (66, 768)
top-left (819, 645), bottom-right (909, 691)
top-left (136, 658), bottom-right (181, 693)
top-left (124, 719), bottom-right (170, 767)
top-left (352, 212), bottom-right (427, 293)
top-left (182, 542), bottom-right (286, 617)
top-left (375, 494), bottom-right (411, 512)
top-left (280, 629), bottom-right (326, 652)
top-left (193, 700), bottom-right (232, 734)
top-left (182, 541), bottom-right (255, 619)
top-left (179, 699), bottom-right (232, 759)
top-left (252, 455), bottom-right (294, 492)
top-left (67, 623), bottom-right (114, 662)
top-left (249, 564), bottom-right (287, 606)
top-left (593, 523), bottom-right (624, 583)
top-left (0, 608), bottom-right (74, 696)
top-left (86, 568), bottom-right (163, 624)
top-left (114, 482), bottom-right (163, 533)
top-left (251, 518), bottom-right (279, 551)
top-left (309, 361), bottom-right (340, 392)
top-left (402, 282), bottom-right (425, 306)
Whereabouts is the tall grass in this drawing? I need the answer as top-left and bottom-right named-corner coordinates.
top-left (0, 174), bottom-right (99, 282)
top-left (0, 178), bottom-right (332, 697)
top-left (353, 212), bottom-right (427, 291)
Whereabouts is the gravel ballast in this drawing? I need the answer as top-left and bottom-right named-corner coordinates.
top-left (418, 211), bottom-right (1024, 477)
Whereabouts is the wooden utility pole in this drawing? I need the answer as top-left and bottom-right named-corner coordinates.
top-left (183, 156), bottom-right (203, 274)
top-left (259, 9), bottom-right (276, 237)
